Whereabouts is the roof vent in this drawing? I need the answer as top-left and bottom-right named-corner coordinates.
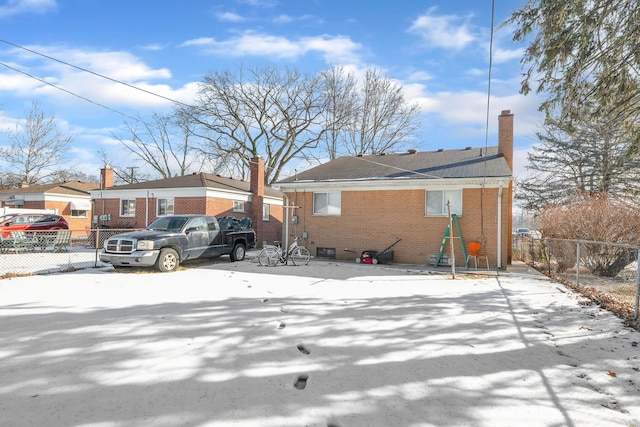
top-left (407, 148), bottom-right (417, 154)
top-left (465, 146), bottom-right (472, 150)
top-left (437, 148), bottom-right (444, 152)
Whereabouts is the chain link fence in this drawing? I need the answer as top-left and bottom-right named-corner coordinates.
top-left (513, 235), bottom-right (640, 323)
top-left (0, 228), bottom-right (140, 277)
top-left (4, 228), bottom-right (639, 324)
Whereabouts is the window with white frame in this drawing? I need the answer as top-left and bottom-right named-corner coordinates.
top-left (233, 200), bottom-right (245, 212)
top-left (426, 189), bottom-right (462, 216)
top-left (71, 210), bottom-right (88, 218)
top-left (157, 198), bottom-right (174, 216)
top-left (120, 199), bottom-right (136, 217)
top-left (262, 203), bottom-right (270, 221)
top-left (313, 192), bottom-right (341, 215)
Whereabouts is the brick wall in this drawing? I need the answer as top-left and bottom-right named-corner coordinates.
top-left (94, 195), bottom-right (282, 244)
top-left (284, 188), bottom-right (509, 267)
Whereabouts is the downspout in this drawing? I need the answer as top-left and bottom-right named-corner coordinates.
top-left (283, 192), bottom-right (290, 250)
top-left (146, 191), bottom-right (149, 226)
top-left (497, 181), bottom-right (503, 269)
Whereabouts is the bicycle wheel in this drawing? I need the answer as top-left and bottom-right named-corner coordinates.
top-left (290, 246), bottom-right (311, 266)
top-left (258, 247), bottom-right (279, 266)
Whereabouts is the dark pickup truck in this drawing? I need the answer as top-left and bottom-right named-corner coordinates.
top-left (100, 214), bottom-right (256, 272)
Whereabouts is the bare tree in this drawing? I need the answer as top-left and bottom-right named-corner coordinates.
top-left (542, 192), bottom-right (640, 276)
top-left (345, 68), bottom-right (421, 156)
top-left (48, 170), bottom-right (99, 183)
top-left (187, 65), bottom-right (422, 184)
top-left (189, 65), bottom-right (329, 185)
top-left (0, 101), bottom-right (72, 186)
top-left (97, 150), bottom-right (151, 185)
top-left (319, 66), bottom-right (357, 160)
top-left (112, 110), bottom-right (205, 180)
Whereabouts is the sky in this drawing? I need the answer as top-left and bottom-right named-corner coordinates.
top-left (0, 0), bottom-right (543, 182)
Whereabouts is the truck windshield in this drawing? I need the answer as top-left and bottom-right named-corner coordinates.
top-left (147, 217), bottom-right (188, 232)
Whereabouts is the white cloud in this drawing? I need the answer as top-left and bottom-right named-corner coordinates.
top-left (493, 46), bottom-right (525, 64)
top-left (0, 0), bottom-right (56, 19)
top-left (182, 31), bottom-right (363, 64)
top-left (272, 14), bottom-right (293, 24)
top-left (217, 11), bottom-right (245, 23)
top-left (139, 43), bottom-right (167, 52)
top-left (512, 146), bottom-right (532, 180)
top-left (408, 7), bottom-right (476, 50)
top-left (465, 68), bottom-right (486, 76)
top-left (406, 71), bottom-right (433, 82)
top-left (238, 0), bottom-right (277, 7)
top-left (0, 45), bottom-right (196, 111)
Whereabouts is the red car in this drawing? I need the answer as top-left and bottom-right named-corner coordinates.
top-left (0, 214), bottom-right (69, 238)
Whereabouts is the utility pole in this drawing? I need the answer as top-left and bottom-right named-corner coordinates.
top-left (126, 166), bottom-right (138, 183)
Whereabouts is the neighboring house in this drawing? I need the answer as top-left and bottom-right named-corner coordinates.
top-left (276, 110), bottom-right (515, 268)
top-left (89, 157), bottom-right (283, 245)
top-left (0, 181), bottom-right (96, 233)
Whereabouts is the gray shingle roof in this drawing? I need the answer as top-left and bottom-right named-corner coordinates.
top-left (0, 181), bottom-right (99, 195)
top-left (277, 147), bottom-right (511, 183)
top-left (104, 173), bottom-right (282, 198)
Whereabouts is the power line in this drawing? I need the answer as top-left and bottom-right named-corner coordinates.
top-left (479, 0), bottom-right (497, 242)
top-left (0, 38), bottom-right (195, 109)
top-left (0, 60), bottom-right (141, 122)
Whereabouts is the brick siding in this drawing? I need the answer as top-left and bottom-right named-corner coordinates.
top-left (284, 188), bottom-right (509, 267)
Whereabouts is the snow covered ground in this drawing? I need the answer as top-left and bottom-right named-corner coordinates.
top-left (0, 259), bottom-right (638, 426)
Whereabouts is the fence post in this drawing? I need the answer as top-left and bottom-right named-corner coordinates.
top-left (547, 238), bottom-right (551, 275)
top-left (94, 228), bottom-right (100, 267)
top-left (576, 240), bottom-right (580, 287)
top-left (635, 246), bottom-right (640, 320)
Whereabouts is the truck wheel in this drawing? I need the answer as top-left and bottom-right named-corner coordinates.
top-left (156, 248), bottom-right (179, 272)
top-left (230, 243), bottom-right (246, 262)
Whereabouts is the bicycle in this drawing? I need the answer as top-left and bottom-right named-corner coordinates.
top-left (258, 236), bottom-right (311, 266)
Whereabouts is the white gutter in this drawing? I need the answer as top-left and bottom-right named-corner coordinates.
top-left (497, 181), bottom-right (503, 269)
top-left (277, 176), bottom-right (512, 192)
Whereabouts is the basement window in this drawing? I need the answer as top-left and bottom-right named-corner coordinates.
top-left (316, 247), bottom-right (336, 259)
top-left (71, 210), bottom-right (88, 218)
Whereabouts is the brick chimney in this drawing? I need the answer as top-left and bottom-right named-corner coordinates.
top-left (100, 165), bottom-right (114, 189)
top-left (250, 156), bottom-right (265, 241)
top-left (498, 110), bottom-right (514, 171)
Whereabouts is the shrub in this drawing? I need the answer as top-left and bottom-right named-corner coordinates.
top-left (541, 192), bottom-right (640, 277)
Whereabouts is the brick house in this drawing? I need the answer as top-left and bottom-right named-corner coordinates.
top-left (89, 157), bottom-right (283, 245)
top-left (275, 110), bottom-right (515, 268)
top-left (0, 181), bottom-right (96, 233)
